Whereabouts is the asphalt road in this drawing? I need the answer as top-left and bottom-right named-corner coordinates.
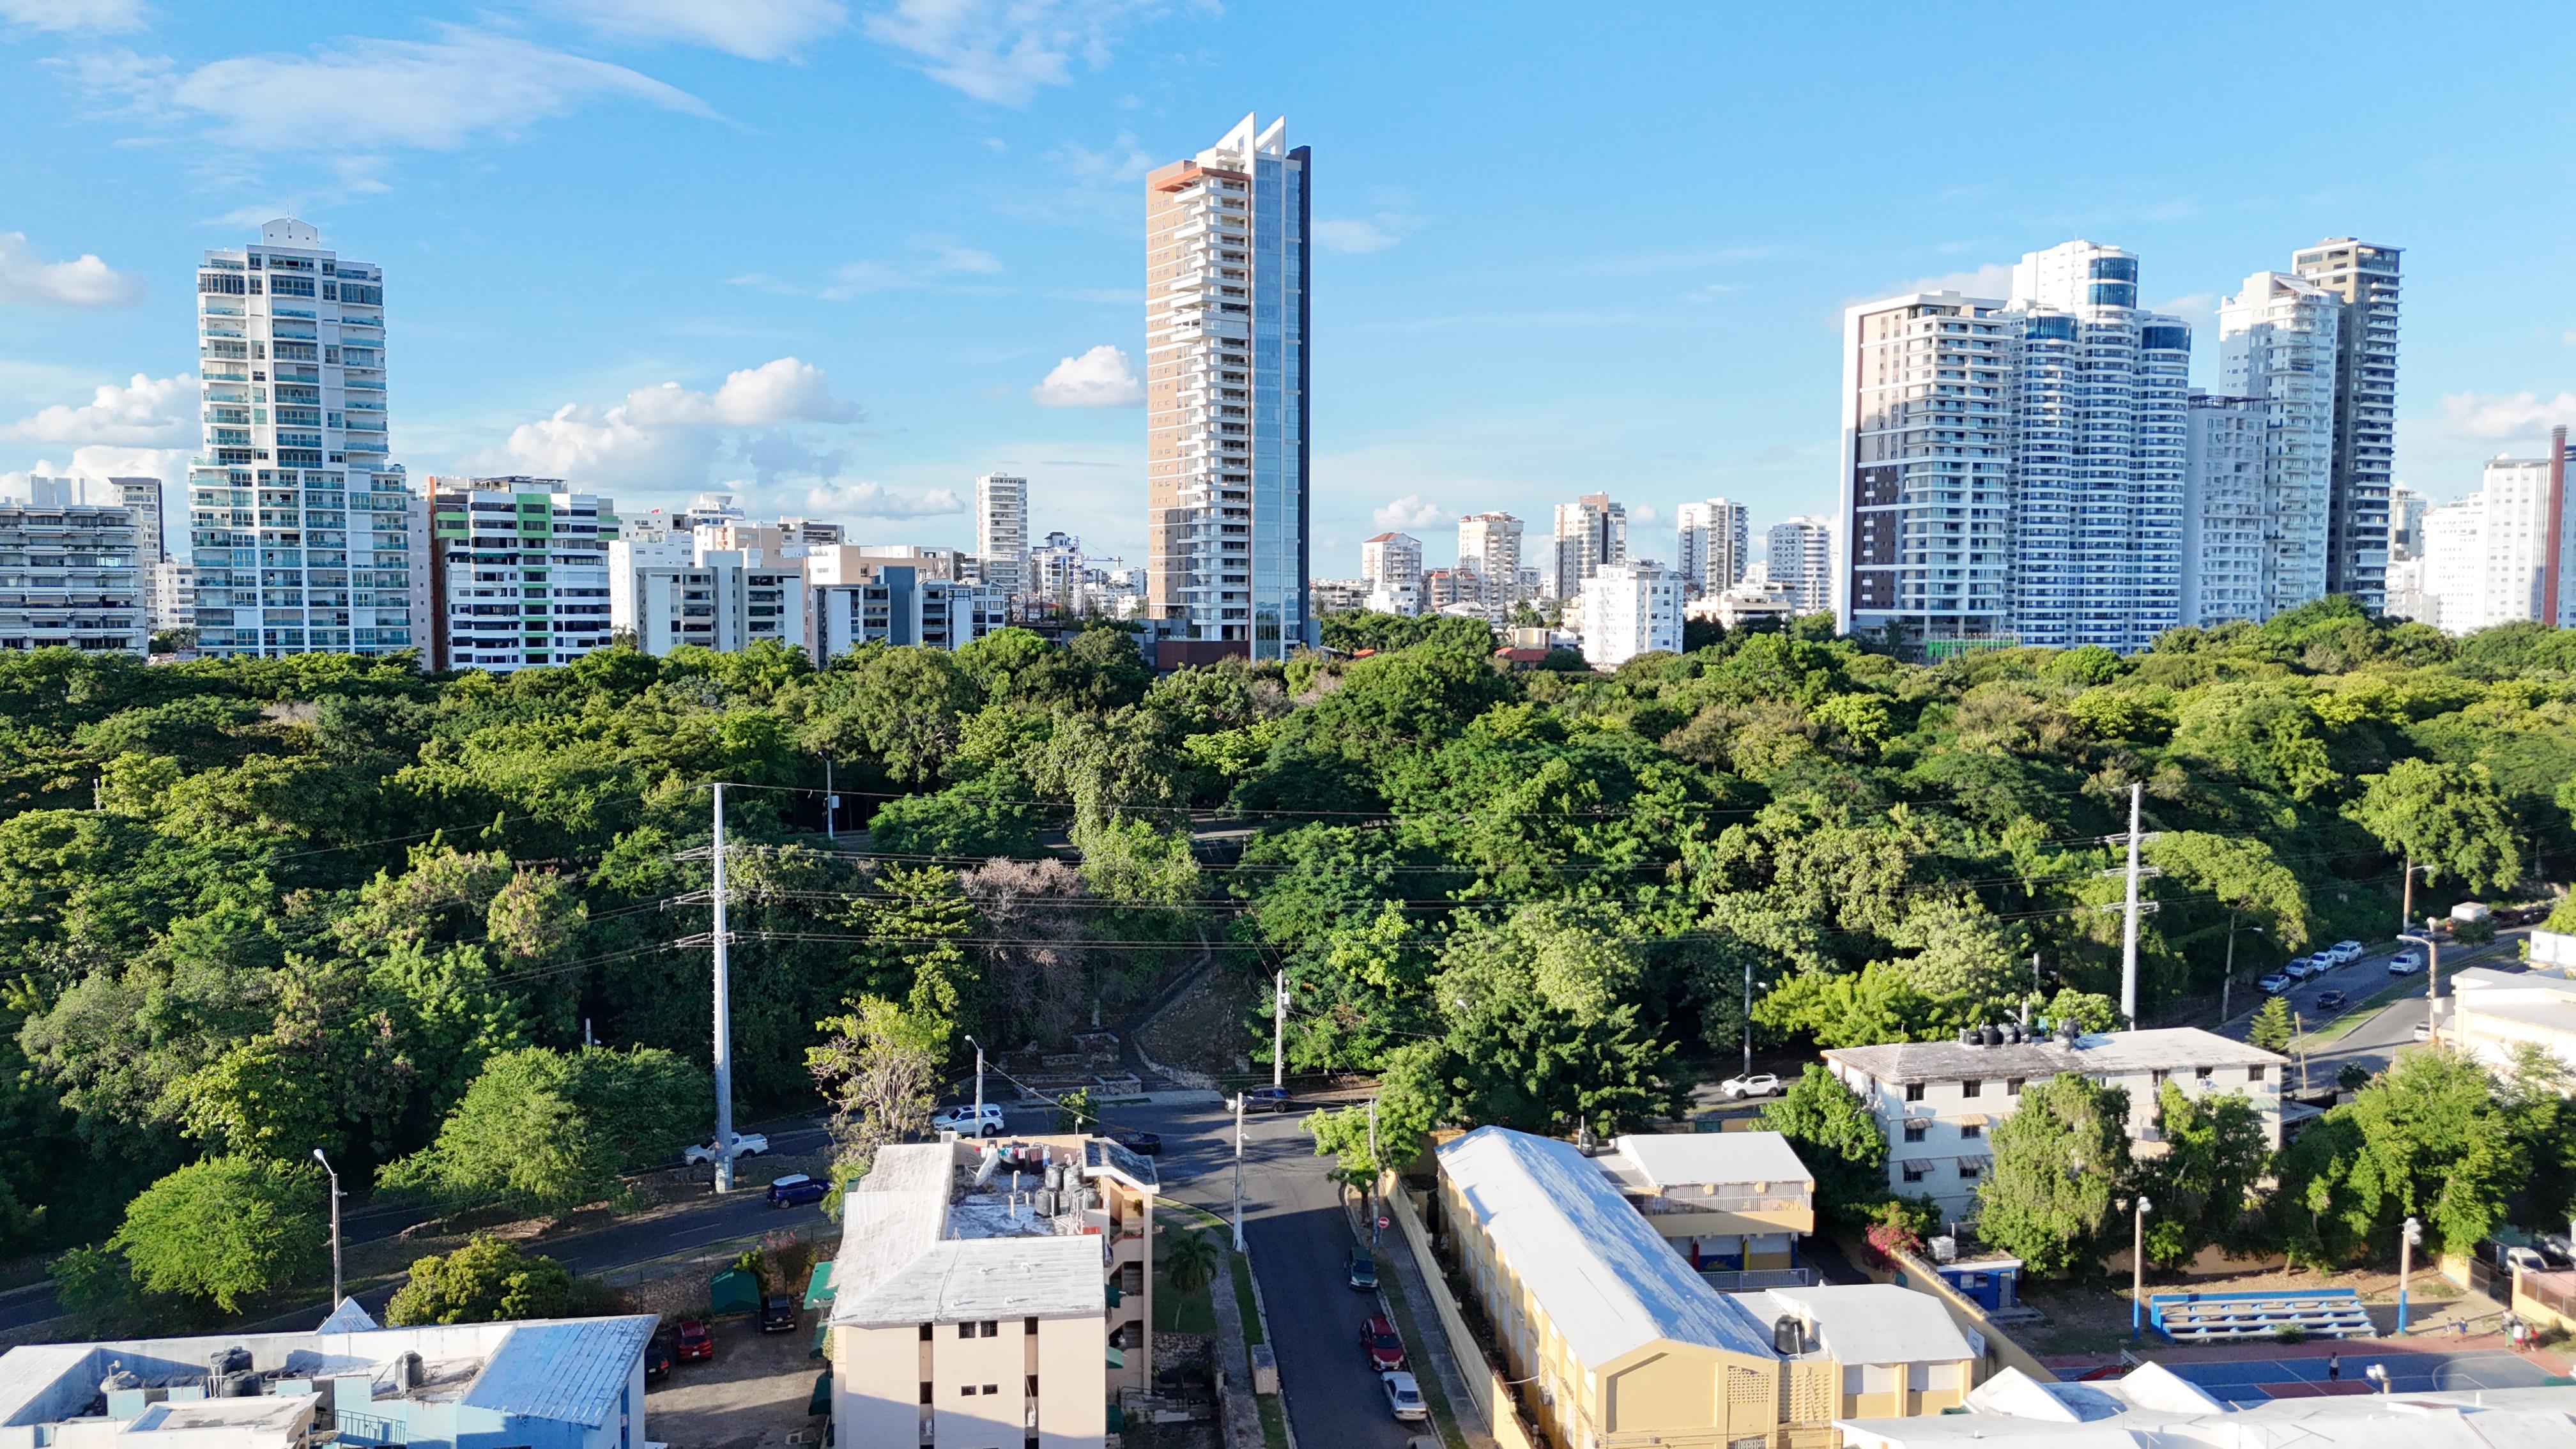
top-left (2214, 931), bottom-right (2521, 1082)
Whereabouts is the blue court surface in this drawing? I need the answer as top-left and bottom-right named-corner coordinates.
top-left (2159, 1349), bottom-right (2557, 1404)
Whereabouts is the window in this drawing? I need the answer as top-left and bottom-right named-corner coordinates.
top-left (1026, 1376), bottom-right (1039, 1399)
top-left (1959, 1123), bottom-right (1982, 1140)
top-left (2248, 1064), bottom-right (2266, 1083)
top-left (1903, 1121), bottom-right (1928, 1144)
top-left (1904, 1083), bottom-right (1925, 1103)
top-left (982, 1321), bottom-right (998, 1337)
top-left (1024, 1317), bottom-right (1039, 1335)
top-left (1961, 1080), bottom-right (1982, 1099)
top-left (2195, 1066), bottom-right (2214, 1081)
top-left (2152, 1070), bottom-right (2169, 1085)
top-left (1958, 1161), bottom-right (1982, 1181)
top-left (921, 1384), bottom-right (934, 1404)
top-left (921, 1324), bottom-right (935, 1342)
top-left (2005, 1078), bottom-right (2024, 1096)
top-left (1901, 1162), bottom-right (1929, 1183)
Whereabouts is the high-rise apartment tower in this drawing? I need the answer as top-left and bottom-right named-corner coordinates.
top-left (975, 472), bottom-right (1027, 599)
top-left (1551, 493), bottom-right (1627, 600)
top-left (187, 218), bottom-right (419, 657)
top-left (1457, 512), bottom-right (1524, 617)
top-left (1766, 516), bottom-right (1832, 613)
top-left (1675, 498), bottom-right (1749, 597)
top-left (1145, 114), bottom-right (1310, 663)
top-left (2291, 239), bottom-right (2401, 612)
top-left (2218, 270), bottom-right (2342, 619)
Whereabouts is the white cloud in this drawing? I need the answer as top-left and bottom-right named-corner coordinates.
top-left (0, 0), bottom-right (142, 32)
top-left (2439, 391), bottom-right (2576, 440)
top-left (1372, 494), bottom-right (1444, 530)
top-left (554, 0), bottom-right (848, 59)
top-left (1887, 262), bottom-right (2014, 300)
top-left (1630, 503), bottom-right (1660, 525)
top-left (0, 445), bottom-right (189, 503)
top-left (68, 32), bottom-right (712, 152)
top-left (799, 479), bottom-right (965, 518)
top-left (3, 372), bottom-right (192, 445)
top-left (2563, 329), bottom-right (2576, 348)
top-left (740, 238), bottom-right (1004, 300)
top-left (1051, 130), bottom-right (1156, 185)
top-left (0, 233), bottom-right (142, 307)
top-left (1029, 344), bottom-right (1141, 408)
top-left (861, 0), bottom-right (1161, 104)
top-left (496, 357), bottom-right (860, 487)
top-left (1313, 214), bottom-right (1421, 255)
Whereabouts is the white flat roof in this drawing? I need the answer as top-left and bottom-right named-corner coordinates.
top-left (1610, 1131), bottom-right (1812, 1190)
top-left (829, 1142), bottom-right (1108, 1329)
top-left (1736, 1285), bottom-right (1971, 1367)
top-left (1839, 1378), bottom-right (2576, 1448)
top-left (1439, 1127), bottom-right (1774, 1370)
top-left (1824, 1027), bottom-right (2283, 1086)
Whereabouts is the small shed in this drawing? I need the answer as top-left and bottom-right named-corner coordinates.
top-left (711, 1266), bottom-right (763, 1317)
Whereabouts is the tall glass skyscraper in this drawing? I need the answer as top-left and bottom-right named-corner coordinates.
top-left (188, 218), bottom-right (420, 657)
top-left (1145, 115), bottom-right (1310, 663)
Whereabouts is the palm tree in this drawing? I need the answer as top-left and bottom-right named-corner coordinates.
top-left (1162, 1225), bottom-right (1219, 1299)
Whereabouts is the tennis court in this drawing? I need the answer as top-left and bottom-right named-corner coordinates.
top-left (2159, 1348), bottom-right (2557, 1404)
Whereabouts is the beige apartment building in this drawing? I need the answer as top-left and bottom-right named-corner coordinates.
top-left (1438, 1128), bottom-right (1972, 1449)
top-left (827, 1135), bottom-right (1159, 1449)
top-left (1595, 1131), bottom-right (1814, 1277)
top-left (1144, 114), bottom-right (1309, 666)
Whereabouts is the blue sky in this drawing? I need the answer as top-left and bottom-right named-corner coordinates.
top-left (3, 0), bottom-right (2572, 576)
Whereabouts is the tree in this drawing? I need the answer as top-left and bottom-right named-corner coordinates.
top-left (2135, 1080), bottom-right (2271, 1267)
top-left (1162, 1225), bottom-right (1218, 1298)
top-left (807, 996), bottom-right (944, 1170)
top-left (379, 1046), bottom-right (706, 1217)
top-left (2347, 758), bottom-right (2524, 898)
top-left (1055, 1085), bottom-right (1098, 1134)
top-left (1759, 1065), bottom-right (1889, 1228)
top-left (2249, 995), bottom-right (2294, 1052)
top-left (1974, 1073), bottom-right (2131, 1276)
top-left (2277, 1047), bottom-right (2522, 1264)
top-left (108, 1156), bottom-right (326, 1312)
top-left (385, 1236), bottom-right (578, 1324)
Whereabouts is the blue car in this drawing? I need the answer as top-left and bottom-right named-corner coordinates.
top-left (767, 1173), bottom-right (828, 1208)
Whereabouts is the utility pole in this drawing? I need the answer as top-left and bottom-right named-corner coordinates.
top-left (824, 757), bottom-right (836, 843)
top-left (712, 783), bottom-right (736, 1193)
top-left (1273, 970), bottom-right (1287, 1089)
top-left (1230, 1091), bottom-right (1246, 1252)
top-left (2426, 933), bottom-right (2442, 1044)
top-left (1742, 962), bottom-right (1755, 1078)
top-left (2120, 782), bottom-right (2143, 1029)
top-left (2400, 855), bottom-right (2414, 939)
top-left (2220, 912), bottom-right (2235, 1026)
top-left (312, 1147), bottom-right (342, 1309)
top-left (968, 1034), bottom-right (985, 1128)
top-left (2398, 1215), bottom-right (2422, 1334)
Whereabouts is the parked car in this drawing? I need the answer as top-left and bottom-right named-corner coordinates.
top-left (1242, 1085), bottom-right (1294, 1114)
top-left (2258, 972), bottom-right (2292, 995)
top-left (1110, 1127), bottom-right (1163, 1156)
top-left (675, 1319), bottom-right (714, 1362)
top-left (2534, 1233), bottom-right (2576, 1268)
top-left (931, 1103), bottom-right (1008, 1138)
top-left (1380, 1371), bottom-right (1428, 1422)
top-left (2314, 989), bottom-right (2349, 1012)
top-left (2413, 1022), bottom-right (2435, 1042)
top-left (684, 1133), bottom-right (769, 1165)
top-left (1347, 1247), bottom-right (1378, 1291)
top-left (761, 1293), bottom-right (799, 1333)
top-left (1360, 1314), bottom-right (1406, 1370)
top-left (1717, 1072), bottom-right (1782, 1100)
top-left (643, 1333), bottom-right (675, 1382)
top-left (2389, 953), bottom-right (2424, 976)
top-left (2283, 957), bottom-right (2317, 981)
top-left (2503, 1245), bottom-right (2550, 1276)
top-left (767, 1172), bottom-right (829, 1208)
top-left (2330, 940), bottom-right (2364, 964)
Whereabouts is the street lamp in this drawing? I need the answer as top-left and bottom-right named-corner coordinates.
top-left (2220, 916), bottom-right (2264, 1023)
top-left (2364, 1362), bottom-right (2389, 1396)
top-left (2398, 1216), bottom-right (2423, 1335)
top-left (964, 1033), bottom-right (986, 1130)
top-left (1741, 964), bottom-right (1768, 1079)
top-left (312, 1147), bottom-right (343, 1309)
top-left (2131, 1195), bottom-right (2152, 1342)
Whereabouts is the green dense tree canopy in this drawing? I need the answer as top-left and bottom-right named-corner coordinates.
top-left (1974, 1073), bottom-right (2132, 1276)
top-left (385, 1236), bottom-right (579, 1324)
top-left (107, 1156), bottom-right (327, 1312)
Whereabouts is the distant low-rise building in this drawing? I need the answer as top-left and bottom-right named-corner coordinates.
top-left (2443, 963), bottom-right (2576, 1080)
top-left (1594, 1131), bottom-right (1815, 1279)
top-left (1823, 1026), bottom-right (2287, 1221)
top-left (827, 1135), bottom-right (1160, 1449)
top-left (0, 1314), bottom-right (658, 1448)
top-left (0, 483), bottom-right (148, 654)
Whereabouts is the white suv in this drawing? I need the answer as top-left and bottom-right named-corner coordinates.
top-left (2328, 940), bottom-right (2364, 965)
top-left (933, 1103), bottom-right (1008, 1138)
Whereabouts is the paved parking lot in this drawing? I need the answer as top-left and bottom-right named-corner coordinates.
top-left (2159, 1347), bottom-right (2557, 1404)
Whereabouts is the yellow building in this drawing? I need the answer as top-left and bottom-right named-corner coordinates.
top-left (825, 1135), bottom-right (1159, 1449)
top-left (1438, 1128), bottom-right (1975, 1449)
top-left (1597, 1132), bottom-right (1815, 1276)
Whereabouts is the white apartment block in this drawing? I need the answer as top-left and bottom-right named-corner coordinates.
top-left (1310, 577), bottom-right (1367, 613)
top-left (977, 472), bottom-right (1029, 598)
top-left (149, 560), bottom-right (195, 635)
top-left (1579, 560), bottom-right (1682, 667)
top-left (424, 479), bottom-right (613, 673)
top-left (1823, 1026), bottom-right (2285, 1222)
top-left (2181, 394), bottom-right (2262, 626)
top-left (1675, 498), bottom-right (1749, 597)
top-left (827, 1136), bottom-right (1161, 1449)
top-left (0, 482), bottom-right (146, 653)
top-left (1144, 114), bottom-right (1310, 663)
top-left (2417, 496), bottom-right (2485, 634)
top-left (2409, 444), bottom-right (2576, 635)
top-left (2218, 270), bottom-right (2341, 619)
top-left (1030, 531), bottom-right (1087, 615)
top-left (111, 476), bottom-right (164, 565)
top-left (610, 538), bottom-right (808, 657)
top-left (188, 217), bottom-right (419, 658)
top-left (1359, 531), bottom-right (1422, 594)
top-left (1766, 516), bottom-right (1831, 613)
top-left (1457, 511), bottom-right (1524, 616)
top-left (1551, 493), bottom-right (1627, 600)
top-left (809, 548), bottom-right (1008, 655)
top-left (2388, 483), bottom-right (2430, 562)
top-left (2293, 239), bottom-right (2400, 613)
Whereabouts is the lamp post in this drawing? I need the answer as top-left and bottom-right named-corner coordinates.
top-left (2220, 916), bottom-right (2264, 1024)
top-left (2365, 1362), bottom-right (2389, 1396)
top-left (965, 1033), bottom-right (985, 1130)
top-left (2132, 1194), bottom-right (2152, 1342)
top-left (2398, 1216), bottom-right (2423, 1335)
top-left (312, 1147), bottom-right (342, 1309)
top-left (1741, 964), bottom-right (1768, 1080)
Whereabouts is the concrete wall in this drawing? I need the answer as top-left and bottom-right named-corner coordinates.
top-left (1385, 1181), bottom-right (1539, 1449)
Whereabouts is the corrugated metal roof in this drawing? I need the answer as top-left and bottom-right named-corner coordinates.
top-left (459, 1315), bottom-right (658, 1425)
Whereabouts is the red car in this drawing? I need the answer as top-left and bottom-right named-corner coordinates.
top-left (1360, 1314), bottom-right (1406, 1371)
top-left (675, 1319), bottom-right (714, 1362)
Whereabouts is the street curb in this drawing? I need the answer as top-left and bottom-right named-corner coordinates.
top-left (1239, 1250), bottom-right (1297, 1449)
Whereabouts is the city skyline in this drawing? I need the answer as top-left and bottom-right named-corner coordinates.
top-left (3, 4), bottom-right (2572, 579)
